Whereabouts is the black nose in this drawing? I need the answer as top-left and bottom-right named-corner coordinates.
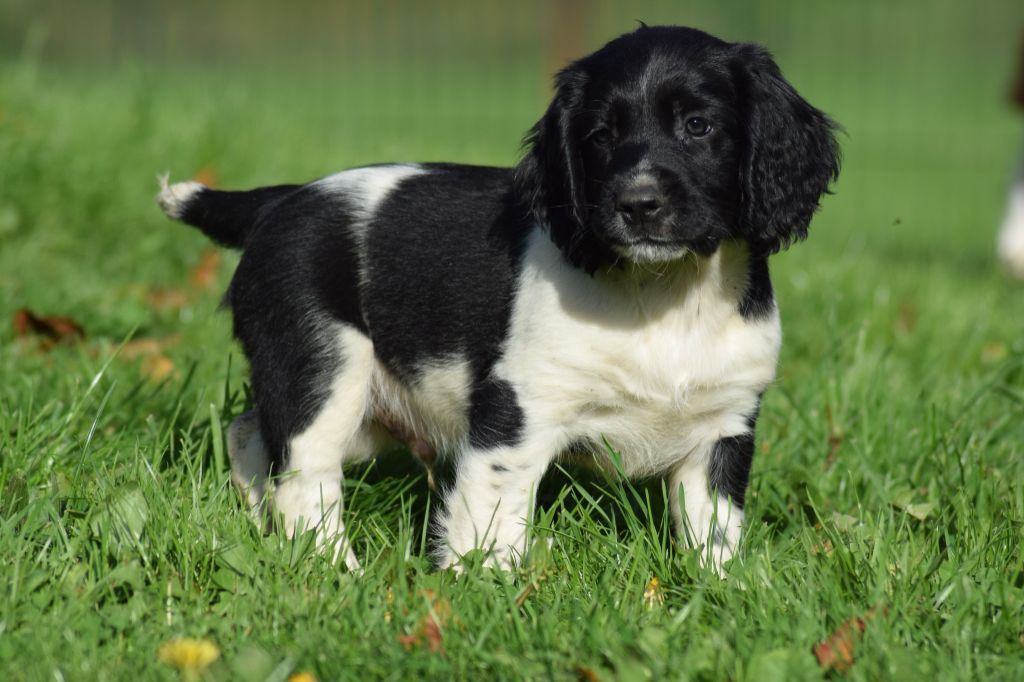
top-left (615, 184), bottom-right (665, 223)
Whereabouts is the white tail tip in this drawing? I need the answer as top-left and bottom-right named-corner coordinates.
top-left (157, 174), bottom-right (205, 220)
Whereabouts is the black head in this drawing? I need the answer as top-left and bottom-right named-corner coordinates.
top-left (514, 25), bottom-right (840, 271)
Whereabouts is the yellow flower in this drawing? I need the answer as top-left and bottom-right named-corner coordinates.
top-left (642, 576), bottom-right (665, 608)
top-left (158, 637), bottom-right (220, 672)
top-left (288, 673), bottom-right (319, 682)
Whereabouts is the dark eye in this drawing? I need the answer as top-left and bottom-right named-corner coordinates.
top-left (588, 128), bottom-right (612, 146)
top-left (684, 116), bottom-right (712, 137)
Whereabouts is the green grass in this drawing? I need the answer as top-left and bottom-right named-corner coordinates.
top-left (3, 3), bottom-right (1024, 680)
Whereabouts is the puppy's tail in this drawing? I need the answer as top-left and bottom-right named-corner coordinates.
top-left (156, 174), bottom-right (299, 249)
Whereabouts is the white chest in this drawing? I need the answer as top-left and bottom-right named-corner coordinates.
top-left (498, 234), bottom-right (781, 475)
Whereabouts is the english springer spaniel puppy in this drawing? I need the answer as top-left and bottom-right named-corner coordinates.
top-left (158, 25), bottom-right (840, 573)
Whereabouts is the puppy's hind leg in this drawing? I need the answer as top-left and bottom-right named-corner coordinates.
top-left (272, 326), bottom-right (376, 572)
top-left (227, 409), bottom-right (272, 527)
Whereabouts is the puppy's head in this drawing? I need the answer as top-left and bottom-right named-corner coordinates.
top-left (515, 25), bottom-right (840, 271)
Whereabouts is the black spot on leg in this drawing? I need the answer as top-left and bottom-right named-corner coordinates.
top-left (708, 405), bottom-right (760, 508)
top-left (708, 433), bottom-right (755, 508)
top-left (491, 463), bottom-right (509, 473)
top-left (468, 378), bottom-right (525, 450)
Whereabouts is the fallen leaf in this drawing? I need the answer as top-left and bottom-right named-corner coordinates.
top-left (146, 287), bottom-right (191, 312)
top-left (142, 354), bottom-right (176, 383)
top-left (642, 576), bottom-right (664, 609)
top-left (158, 637), bottom-right (220, 672)
top-left (981, 343), bottom-right (1008, 364)
top-left (189, 249), bottom-right (222, 291)
top-left (120, 334), bottom-right (180, 360)
top-left (384, 586), bottom-right (395, 623)
top-left (192, 166), bottom-right (220, 188)
top-left (13, 308), bottom-right (85, 350)
top-left (824, 403), bottom-right (844, 469)
top-left (811, 539), bottom-right (834, 556)
top-left (813, 606), bottom-right (887, 673)
top-left (398, 590), bottom-right (451, 654)
top-left (145, 249), bottom-right (222, 313)
top-left (895, 302), bottom-right (916, 335)
top-left (575, 664), bottom-right (602, 681)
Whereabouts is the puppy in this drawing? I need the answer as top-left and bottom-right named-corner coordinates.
top-left (158, 25), bottom-right (839, 572)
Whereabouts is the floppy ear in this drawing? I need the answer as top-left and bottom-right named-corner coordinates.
top-left (514, 65), bottom-right (603, 270)
top-left (735, 45), bottom-right (840, 252)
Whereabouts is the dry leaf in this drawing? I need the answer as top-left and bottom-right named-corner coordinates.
top-left (398, 590), bottom-right (451, 654)
top-left (192, 166), bottom-right (220, 188)
top-left (146, 249), bottom-right (222, 313)
top-left (142, 354), bottom-right (176, 383)
top-left (813, 606), bottom-right (887, 672)
top-left (642, 576), bottom-right (664, 609)
top-left (384, 587), bottom-right (395, 624)
top-left (810, 539), bottom-right (834, 556)
top-left (895, 302), bottom-right (916, 334)
top-left (146, 287), bottom-right (191, 312)
top-left (120, 335), bottom-right (180, 360)
top-left (13, 308), bottom-right (85, 350)
top-left (824, 403), bottom-right (844, 469)
top-left (158, 637), bottom-right (220, 672)
top-left (189, 249), bottom-right (222, 291)
top-left (981, 343), bottom-right (1008, 364)
top-left (575, 665), bottom-right (602, 681)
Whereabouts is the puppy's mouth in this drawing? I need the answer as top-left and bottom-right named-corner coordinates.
top-left (607, 237), bottom-right (691, 263)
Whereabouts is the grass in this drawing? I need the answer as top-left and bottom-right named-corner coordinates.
top-left (2, 3), bottom-right (1024, 680)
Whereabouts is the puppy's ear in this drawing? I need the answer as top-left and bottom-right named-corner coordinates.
top-left (735, 45), bottom-right (840, 252)
top-left (514, 65), bottom-right (599, 269)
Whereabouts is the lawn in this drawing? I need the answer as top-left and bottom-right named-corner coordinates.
top-left (2, 2), bottom-right (1024, 680)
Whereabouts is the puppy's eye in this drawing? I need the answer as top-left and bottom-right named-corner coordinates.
top-left (587, 128), bottom-right (613, 146)
top-left (684, 117), bottom-right (712, 137)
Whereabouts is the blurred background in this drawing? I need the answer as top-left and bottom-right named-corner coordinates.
top-left (2, 0), bottom-right (1023, 248)
top-left (0, 0), bottom-right (1022, 363)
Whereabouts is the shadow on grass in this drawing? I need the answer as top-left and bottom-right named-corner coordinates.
top-left (342, 449), bottom-right (678, 561)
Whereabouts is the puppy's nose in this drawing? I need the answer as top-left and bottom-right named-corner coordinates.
top-left (615, 183), bottom-right (665, 223)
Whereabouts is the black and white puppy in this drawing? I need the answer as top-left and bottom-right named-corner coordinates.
top-left (158, 25), bottom-right (839, 572)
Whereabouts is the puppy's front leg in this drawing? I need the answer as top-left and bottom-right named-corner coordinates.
top-left (668, 431), bottom-right (755, 574)
top-left (437, 434), bottom-right (557, 571)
